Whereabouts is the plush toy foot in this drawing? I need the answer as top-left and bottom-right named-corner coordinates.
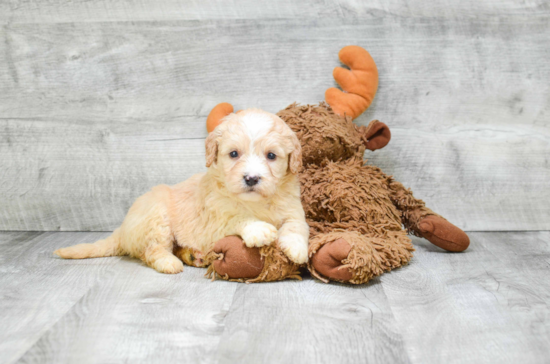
top-left (308, 230), bottom-right (414, 284)
top-left (206, 236), bottom-right (302, 283)
top-left (418, 216), bottom-right (470, 252)
top-left (310, 239), bottom-right (353, 282)
top-left (210, 236), bottom-right (264, 279)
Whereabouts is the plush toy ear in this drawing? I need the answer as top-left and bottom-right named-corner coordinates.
top-left (207, 103), bottom-right (234, 133)
top-left (361, 120), bottom-right (391, 151)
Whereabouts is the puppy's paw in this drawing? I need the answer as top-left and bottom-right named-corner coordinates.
top-left (152, 255), bottom-right (184, 274)
top-left (242, 221), bottom-right (278, 248)
top-left (279, 233), bottom-right (308, 264)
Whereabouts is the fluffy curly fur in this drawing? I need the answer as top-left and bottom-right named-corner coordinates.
top-left (54, 109), bottom-right (309, 274)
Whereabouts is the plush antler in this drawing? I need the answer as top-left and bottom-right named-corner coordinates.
top-left (206, 102), bottom-right (234, 133)
top-left (325, 46), bottom-right (379, 120)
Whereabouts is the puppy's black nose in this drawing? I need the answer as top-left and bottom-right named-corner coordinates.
top-left (244, 175), bottom-right (260, 186)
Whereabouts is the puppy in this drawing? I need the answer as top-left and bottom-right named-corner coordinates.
top-left (54, 109), bottom-right (310, 274)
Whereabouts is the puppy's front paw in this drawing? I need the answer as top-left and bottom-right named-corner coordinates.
top-left (242, 221), bottom-right (278, 248)
top-left (279, 233), bottom-right (308, 264)
top-left (151, 255), bottom-right (184, 274)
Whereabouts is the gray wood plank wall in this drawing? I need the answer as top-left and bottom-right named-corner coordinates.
top-left (1, 1), bottom-right (549, 231)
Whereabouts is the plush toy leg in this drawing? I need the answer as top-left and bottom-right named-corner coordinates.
top-left (205, 236), bottom-right (302, 283)
top-left (389, 180), bottom-right (470, 252)
top-left (309, 230), bottom-right (414, 284)
top-left (417, 215), bottom-right (470, 252)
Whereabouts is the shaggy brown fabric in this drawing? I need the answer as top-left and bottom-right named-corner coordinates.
top-left (300, 159), bottom-right (403, 228)
top-left (279, 102), bottom-right (469, 284)
top-left (308, 229), bottom-right (414, 284)
top-left (206, 236), bottom-right (301, 283)
top-left (248, 244), bottom-right (302, 283)
top-left (388, 180), bottom-right (439, 236)
top-left (277, 103), bottom-right (365, 166)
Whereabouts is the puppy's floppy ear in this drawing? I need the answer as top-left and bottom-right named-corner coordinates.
top-left (288, 132), bottom-right (303, 174)
top-left (205, 128), bottom-right (222, 167)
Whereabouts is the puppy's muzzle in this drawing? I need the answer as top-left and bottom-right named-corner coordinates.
top-left (244, 175), bottom-right (260, 187)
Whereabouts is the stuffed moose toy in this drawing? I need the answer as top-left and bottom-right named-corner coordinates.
top-left (177, 45), bottom-right (470, 284)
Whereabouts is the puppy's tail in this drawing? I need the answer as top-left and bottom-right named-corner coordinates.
top-left (54, 229), bottom-right (123, 259)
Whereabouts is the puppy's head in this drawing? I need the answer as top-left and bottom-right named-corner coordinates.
top-left (205, 108), bottom-right (302, 202)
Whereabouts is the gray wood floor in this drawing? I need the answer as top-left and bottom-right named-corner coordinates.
top-left (0, 231), bottom-right (548, 364)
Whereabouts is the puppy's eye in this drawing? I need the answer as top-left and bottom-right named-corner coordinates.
top-left (267, 152), bottom-right (276, 160)
top-left (229, 151), bottom-right (239, 158)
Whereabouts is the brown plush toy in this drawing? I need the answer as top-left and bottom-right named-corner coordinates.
top-left (202, 46), bottom-right (470, 284)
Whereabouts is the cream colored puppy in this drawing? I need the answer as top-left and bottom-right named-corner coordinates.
top-left (55, 109), bottom-right (309, 274)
